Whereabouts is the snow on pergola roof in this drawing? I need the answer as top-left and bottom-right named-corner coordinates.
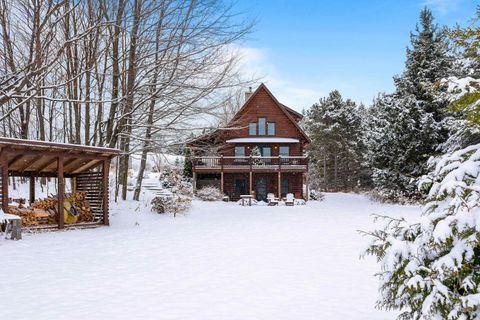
top-left (225, 138), bottom-right (300, 143)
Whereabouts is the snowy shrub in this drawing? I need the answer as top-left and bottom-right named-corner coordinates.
top-left (159, 168), bottom-right (193, 196)
top-left (362, 144), bottom-right (480, 320)
top-left (196, 186), bottom-right (223, 201)
top-left (309, 190), bottom-right (324, 201)
top-left (151, 196), bottom-right (191, 216)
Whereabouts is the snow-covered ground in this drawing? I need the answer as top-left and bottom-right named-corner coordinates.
top-left (0, 193), bottom-right (420, 320)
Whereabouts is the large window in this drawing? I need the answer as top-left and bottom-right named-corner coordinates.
top-left (258, 118), bottom-right (266, 135)
top-left (279, 146), bottom-right (289, 157)
top-left (267, 122), bottom-right (276, 136)
top-left (235, 146), bottom-right (245, 157)
top-left (248, 123), bottom-right (257, 136)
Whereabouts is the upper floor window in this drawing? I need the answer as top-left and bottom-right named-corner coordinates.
top-left (258, 118), bottom-right (266, 135)
top-left (267, 122), bottom-right (276, 136)
top-left (248, 123), bottom-right (256, 136)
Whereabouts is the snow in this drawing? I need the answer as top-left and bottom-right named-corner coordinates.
top-left (225, 137), bottom-right (299, 143)
top-left (0, 193), bottom-right (421, 320)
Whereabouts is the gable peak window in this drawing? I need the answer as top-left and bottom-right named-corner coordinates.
top-left (267, 122), bottom-right (276, 136)
top-left (249, 123), bottom-right (257, 136)
top-left (258, 118), bottom-right (266, 135)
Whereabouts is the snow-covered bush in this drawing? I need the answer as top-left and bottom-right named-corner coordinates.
top-left (196, 186), bottom-right (223, 201)
top-left (309, 190), bottom-right (324, 201)
top-left (151, 196), bottom-right (191, 216)
top-left (362, 144), bottom-right (480, 319)
top-left (159, 167), bottom-right (193, 196)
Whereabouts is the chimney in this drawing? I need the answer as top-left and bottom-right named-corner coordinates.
top-left (245, 86), bottom-right (253, 102)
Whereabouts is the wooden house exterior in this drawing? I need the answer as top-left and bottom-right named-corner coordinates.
top-left (189, 84), bottom-right (310, 201)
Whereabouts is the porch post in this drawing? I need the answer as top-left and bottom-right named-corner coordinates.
top-left (220, 155), bottom-right (224, 194)
top-left (29, 175), bottom-right (35, 205)
top-left (103, 159), bottom-right (110, 225)
top-left (249, 172), bottom-right (253, 195)
top-left (57, 156), bottom-right (65, 229)
top-left (1, 157), bottom-right (8, 213)
top-left (278, 172), bottom-right (281, 199)
top-left (305, 173), bottom-right (309, 201)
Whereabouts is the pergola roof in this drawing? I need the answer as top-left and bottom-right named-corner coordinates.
top-left (0, 137), bottom-right (122, 176)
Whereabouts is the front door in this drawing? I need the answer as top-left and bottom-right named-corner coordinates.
top-left (256, 177), bottom-right (267, 201)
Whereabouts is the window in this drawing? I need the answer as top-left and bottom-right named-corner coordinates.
top-left (248, 123), bottom-right (256, 136)
top-left (267, 122), bottom-right (276, 136)
top-left (261, 146), bottom-right (271, 157)
top-left (279, 146), bottom-right (289, 157)
top-left (235, 146), bottom-right (245, 157)
top-left (258, 118), bottom-right (266, 135)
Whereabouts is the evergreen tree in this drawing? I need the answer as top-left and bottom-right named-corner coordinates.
top-left (367, 8), bottom-right (452, 202)
top-left (305, 90), bottom-right (368, 191)
top-left (183, 148), bottom-right (193, 178)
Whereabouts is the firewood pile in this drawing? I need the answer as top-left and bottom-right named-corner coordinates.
top-left (8, 192), bottom-right (93, 226)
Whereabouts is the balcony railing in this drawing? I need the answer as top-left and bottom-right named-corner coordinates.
top-left (192, 156), bottom-right (308, 172)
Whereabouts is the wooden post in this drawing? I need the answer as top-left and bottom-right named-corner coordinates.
top-left (220, 155), bottom-right (224, 194)
top-left (305, 173), bottom-right (309, 201)
top-left (1, 158), bottom-right (8, 213)
top-left (103, 159), bottom-right (110, 225)
top-left (29, 175), bottom-right (35, 205)
top-left (278, 172), bottom-right (281, 199)
top-left (249, 172), bottom-right (253, 195)
top-left (57, 156), bottom-right (65, 229)
top-left (72, 176), bottom-right (77, 193)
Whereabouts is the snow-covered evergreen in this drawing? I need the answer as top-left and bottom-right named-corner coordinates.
top-left (366, 8), bottom-right (452, 202)
top-left (305, 90), bottom-right (368, 191)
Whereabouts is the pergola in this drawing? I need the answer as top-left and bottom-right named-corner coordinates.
top-left (0, 137), bottom-right (121, 229)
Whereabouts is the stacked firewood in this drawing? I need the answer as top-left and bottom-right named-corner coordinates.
top-left (9, 192), bottom-right (93, 226)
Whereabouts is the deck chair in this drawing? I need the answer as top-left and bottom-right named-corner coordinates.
top-left (267, 193), bottom-right (278, 206)
top-left (285, 193), bottom-right (295, 206)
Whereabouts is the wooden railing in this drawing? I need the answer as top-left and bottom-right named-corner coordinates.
top-left (192, 156), bottom-right (308, 172)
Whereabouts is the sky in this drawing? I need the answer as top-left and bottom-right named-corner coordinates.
top-left (234, 0), bottom-right (478, 112)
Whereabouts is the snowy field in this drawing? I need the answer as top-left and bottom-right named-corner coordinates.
top-left (0, 193), bottom-right (421, 320)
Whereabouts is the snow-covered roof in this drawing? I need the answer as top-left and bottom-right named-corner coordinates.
top-left (225, 138), bottom-right (299, 143)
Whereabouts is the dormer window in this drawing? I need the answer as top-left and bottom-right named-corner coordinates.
top-left (258, 118), bottom-right (266, 135)
top-left (267, 122), bottom-right (276, 136)
top-left (249, 123), bottom-right (257, 135)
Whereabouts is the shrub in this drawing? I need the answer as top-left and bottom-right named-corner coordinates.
top-left (196, 186), bottom-right (223, 201)
top-left (309, 190), bottom-right (324, 201)
top-left (151, 196), bottom-right (191, 216)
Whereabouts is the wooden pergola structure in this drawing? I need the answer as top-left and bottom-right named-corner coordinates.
top-left (0, 137), bottom-right (121, 229)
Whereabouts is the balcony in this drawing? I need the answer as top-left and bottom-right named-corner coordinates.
top-left (192, 156), bottom-right (308, 173)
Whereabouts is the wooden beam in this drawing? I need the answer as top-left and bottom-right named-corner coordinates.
top-left (37, 157), bottom-right (58, 172)
top-left (8, 154), bottom-right (24, 167)
top-left (62, 158), bottom-right (82, 172)
top-left (102, 159), bottom-right (110, 226)
top-left (4, 148), bottom-right (109, 161)
top-left (18, 156), bottom-right (43, 172)
top-left (57, 157), bottom-right (65, 229)
top-left (71, 159), bottom-right (102, 174)
top-left (29, 176), bottom-right (35, 204)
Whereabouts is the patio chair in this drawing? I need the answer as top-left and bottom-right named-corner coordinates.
top-left (267, 193), bottom-right (278, 206)
top-left (285, 193), bottom-right (295, 206)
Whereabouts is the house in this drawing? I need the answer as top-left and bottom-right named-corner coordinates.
top-left (188, 84), bottom-right (310, 202)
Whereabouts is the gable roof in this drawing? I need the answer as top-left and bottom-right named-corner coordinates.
top-left (229, 83), bottom-right (310, 143)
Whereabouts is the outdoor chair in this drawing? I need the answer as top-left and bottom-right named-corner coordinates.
top-left (267, 193), bottom-right (278, 206)
top-left (285, 193), bottom-right (295, 206)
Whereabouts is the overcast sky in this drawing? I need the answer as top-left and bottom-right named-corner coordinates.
top-left (235, 0), bottom-right (477, 111)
